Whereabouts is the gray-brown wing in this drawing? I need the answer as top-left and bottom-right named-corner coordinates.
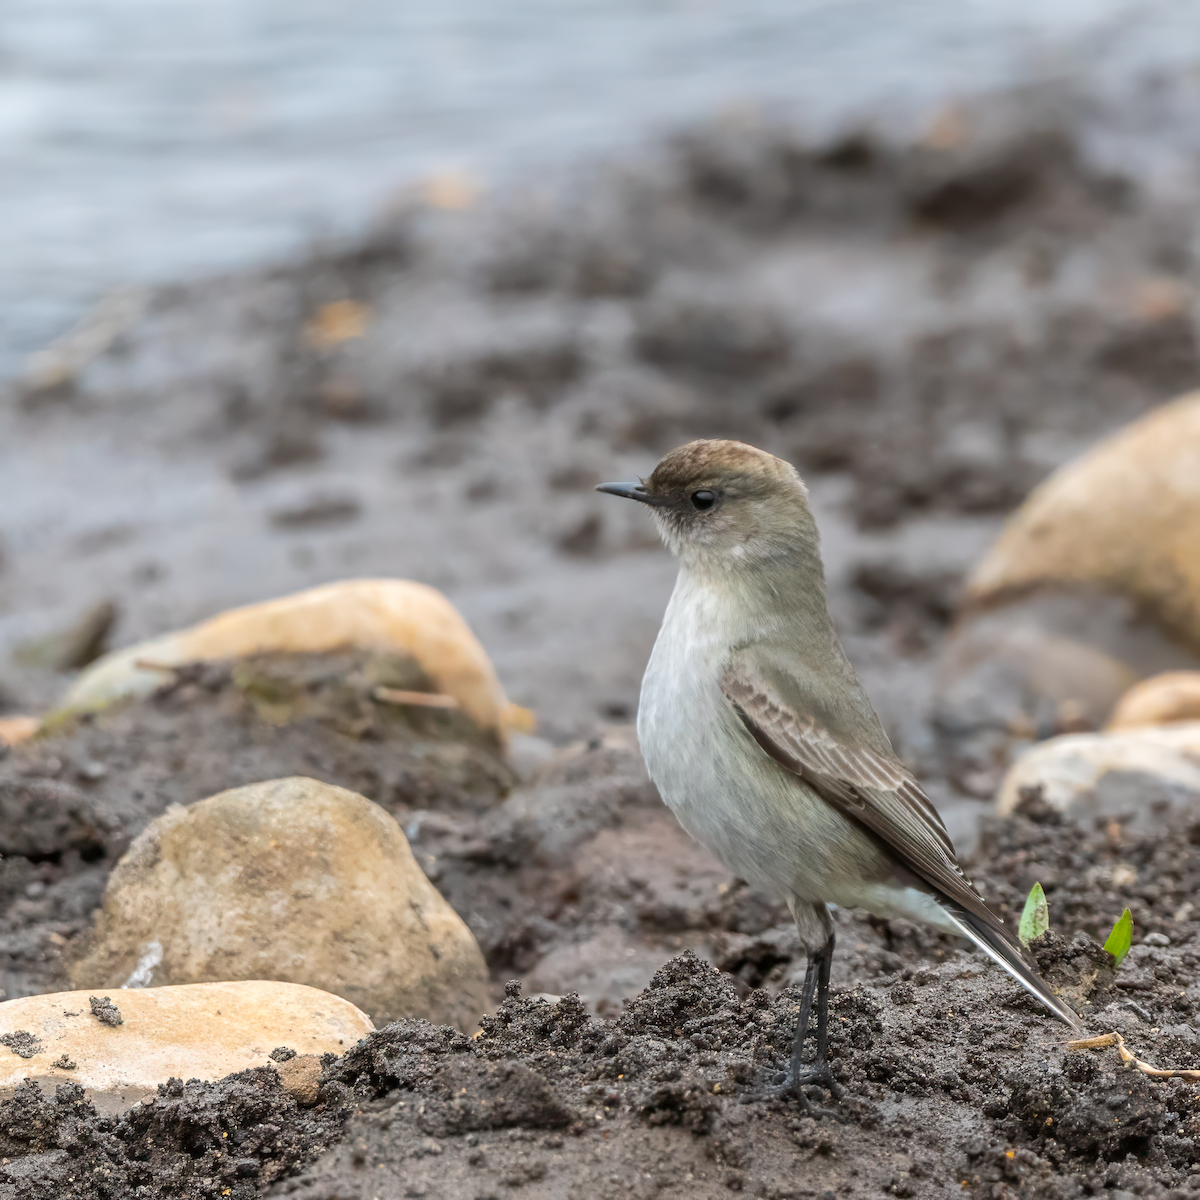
top-left (719, 663), bottom-right (1000, 932)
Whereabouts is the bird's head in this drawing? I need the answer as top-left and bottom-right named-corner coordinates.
top-left (597, 439), bottom-right (818, 570)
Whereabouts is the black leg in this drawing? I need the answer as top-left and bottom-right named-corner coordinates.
top-left (782, 929), bottom-right (843, 1117)
top-left (787, 948), bottom-right (820, 1083)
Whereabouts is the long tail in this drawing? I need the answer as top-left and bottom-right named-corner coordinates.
top-left (943, 904), bottom-right (1083, 1031)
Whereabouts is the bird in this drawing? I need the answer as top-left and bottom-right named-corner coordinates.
top-left (597, 438), bottom-right (1080, 1116)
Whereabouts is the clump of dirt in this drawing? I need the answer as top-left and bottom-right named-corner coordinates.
top-left (0, 1031), bottom-right (42, 1060)
top-left (0, 1070), bottom-right (346, 1197)
top-left (8, 918), bottom-right (1200, 1200)
top-left (87, 996), bottom-right (122, 1027)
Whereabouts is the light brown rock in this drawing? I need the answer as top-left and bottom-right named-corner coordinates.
top-left (275, 1054), bottom-right (324, 1105)
top-left (0, 716), bottom-right (38, 747)
top-left (0, 981), bottom-right (372, 1111)
top-left (1107, 671), bottom-right (1200, 731)
top-left (964, 391), bottom-right (1200, 655)
top-left (69, 777), bottom-right (491, 1031)
top-left (51, 578), bottom-right (532, 736)
top-left (996, 723), bottom-right (1200, 829)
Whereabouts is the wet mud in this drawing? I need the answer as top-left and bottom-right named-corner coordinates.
top-left (5, 83), bottom-right (1197, 736)
top-left (7, 789), bottom-right (1200, 1199)
top-left (4, 83), bottom-right (1200, 1197)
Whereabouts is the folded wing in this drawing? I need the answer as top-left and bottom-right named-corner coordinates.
top-left (721, 646), bottom-right (1081, 1029)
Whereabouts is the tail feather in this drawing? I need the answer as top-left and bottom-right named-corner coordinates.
top-left (943, 905), bottom-right (1083, 1031)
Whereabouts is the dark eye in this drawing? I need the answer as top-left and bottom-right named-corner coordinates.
top-left (690, 490), bottom-right (716, 511)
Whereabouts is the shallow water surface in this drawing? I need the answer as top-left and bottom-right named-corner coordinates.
top-left (3, 0), bottom-right (1200, 373)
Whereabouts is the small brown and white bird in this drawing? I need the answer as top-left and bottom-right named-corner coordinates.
top-left (598, 439), bottom-right (1079, 1115)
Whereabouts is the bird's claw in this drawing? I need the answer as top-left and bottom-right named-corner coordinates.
top-left (791, 1062), bottom-right (845, 1100)
top-left (763, 1063), bottom-right (845, 1120)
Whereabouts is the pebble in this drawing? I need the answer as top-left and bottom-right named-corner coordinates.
top-left (0, 981), bottom-right (373, 1112)
top-left (0, 717), bottom-right (39, 747)
top-left (274, 1054), bottom-right (324, 1106)
top-left (69, 776), bottom-right (492, 1030)
top-left (1108, 670), bottom-right (1200, 731)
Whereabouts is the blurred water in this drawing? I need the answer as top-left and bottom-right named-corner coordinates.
top-left (2, 0), bottom-right (1199, 376)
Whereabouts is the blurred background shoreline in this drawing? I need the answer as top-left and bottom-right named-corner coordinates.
top-left (4, 0), bottom-right (1200, 761)
top-left (5, 0), bottom-right (1200, 379)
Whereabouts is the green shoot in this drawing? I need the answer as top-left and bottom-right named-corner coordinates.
top-left (1018, 882), bottom-right (1050, 946)
top-left (1104, 909), bottom-right (1134, 966)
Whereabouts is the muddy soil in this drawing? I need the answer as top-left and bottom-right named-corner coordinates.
top-left (4, 83), bottom-right (1198, 742)
top-left (4, 82), bottom-right (1200, 1197)
top-left (5, 795), bottom-right (1200, 1199)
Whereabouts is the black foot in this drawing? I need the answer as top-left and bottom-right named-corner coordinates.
top-left (791, 1062), bottom-right (845, 1101)
top-left (759, 918), bottom-right (847, 1120)
top-left (762, 1063), bottom-right (845, 1120)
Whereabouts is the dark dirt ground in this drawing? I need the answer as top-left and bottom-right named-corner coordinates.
top-left (6, 791), bottom-right (1200, 1200)
top-left (4, 81), bottom-right (1199, 741)
top-left (4, 80), bottom-right (1200, 1198)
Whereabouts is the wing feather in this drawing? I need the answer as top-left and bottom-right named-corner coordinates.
top-left (718, 647), bottom-right (1080, 1028)
top-left (721, 666), bottom-right (997, 932)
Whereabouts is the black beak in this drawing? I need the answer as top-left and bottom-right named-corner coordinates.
top-left (596, 481), bottom-right (666, 505)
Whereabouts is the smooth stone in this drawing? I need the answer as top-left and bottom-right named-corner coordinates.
top-left (0, 716), bottom-right (39, 747)
top-left (964, 390), bottom-right (1200, 656)
top-left (936, 393), bottom-right (1200, 746)
top-left (69, 777), bottom-right (491, 1031)
top-left (996, 723), bottom-right (1200, 831)
top-left (50, 578), bottom-right (532, 737)
top-left (1107, 671), bottom-right (1200, 731)
top-left (275, 1054), bottom-right (324, 1106)
top-left (0, 981), bottom-right (373, 1112)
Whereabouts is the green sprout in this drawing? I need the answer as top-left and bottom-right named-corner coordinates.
top-left (1104, 908), bottom-right (1134, 965)
top-left (1018, 882), bottom-right (1050, 947)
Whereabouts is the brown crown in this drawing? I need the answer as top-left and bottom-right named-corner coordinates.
top-left (646, 439), bottom-right (793, 497)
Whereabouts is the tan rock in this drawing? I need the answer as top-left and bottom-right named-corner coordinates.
top-left (69, 777), bottom-right (491, 1031)
top-left (51, 579), bottom-right (531, 737)
top-left (1107, 671), bottom-right (1200, 731)
top-left (0, 981), bottom-right (372, 1111)
top-left (0, 716), bottom-right (39, 747)
top-left (275, 1054), bottom-right (324, 1105)
top-left (996, 723), bottom-right (1200, 829)
top-left (965, 391), bottom-right (1200, 655)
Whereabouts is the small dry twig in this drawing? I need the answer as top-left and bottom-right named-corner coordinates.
top-left (1067, 1031), bottom-right (1200, 1080)
top-left (133, 659), bottom-right (179, 674)
top-left (372, 686), bottom-right (459, 710)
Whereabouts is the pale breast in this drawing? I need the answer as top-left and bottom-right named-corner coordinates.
top-left (636, 572), bottom-right (885, 904)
